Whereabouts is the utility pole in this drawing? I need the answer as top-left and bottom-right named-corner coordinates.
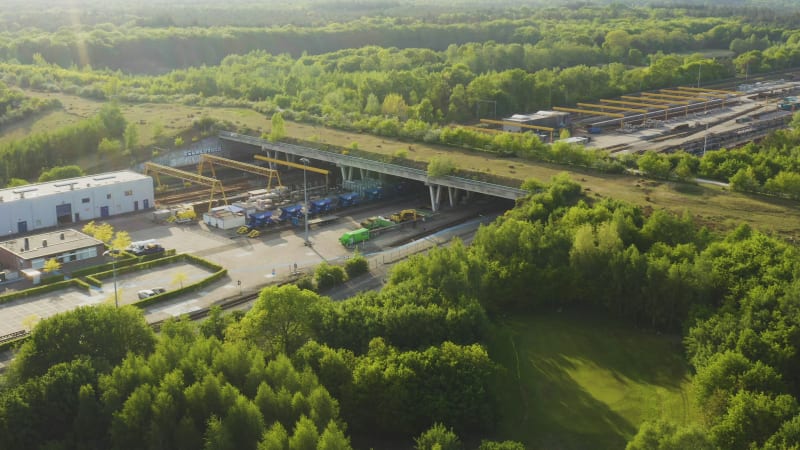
top-left (103, 250), bottom-right (119, 308)
top-left (697, 63), bottom-right (702, 88)
top-left (300, 157), bottom-right (310, 246)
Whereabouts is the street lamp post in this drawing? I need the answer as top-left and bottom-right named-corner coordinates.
top-left (103, 250), bottom-right (119, 308)
top-left (300, 157), bottom-right (310, 246)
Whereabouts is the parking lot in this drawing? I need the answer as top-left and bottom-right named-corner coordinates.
top-left (0, 287), bottom-right (106, 336)
top-left (0, 196), bottom-right (495, 332)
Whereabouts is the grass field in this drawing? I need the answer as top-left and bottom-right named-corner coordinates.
top-left (7, 90), bottom-right (800, 238)
top-left (487, 312), bottom-right (697, 450)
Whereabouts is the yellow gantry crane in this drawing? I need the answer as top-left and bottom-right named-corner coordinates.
top-left (144, 162), bottom-right (227, 211)
top-left (602, 98), bottom-right (671, 120)
top-left (198, 154), bottom-right (282, 190)
top-left (479, 118), bottom-right (555, 142)
top-left (253, 155), bottom-right (330, 187)
top-left (676, 86), bottom-right (741, 95)
top-left (553, 106), bottom-right (628, 127)
top-left (577, 102), bottom-right (648, 113)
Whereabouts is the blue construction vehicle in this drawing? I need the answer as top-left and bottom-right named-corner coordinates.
top-left (364, 187), bottom-right (384, 201)
top-left (279, 204), bottom-right (304, 223)
top-left (338, 192), bottom-right (360, 208)
top-left (309, 198), bottom-right (334, 216)
top-left (247, 211), bottom-right (277, 228)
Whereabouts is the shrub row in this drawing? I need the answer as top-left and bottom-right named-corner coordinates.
top-left (134, 267), bottom-right (228, 308)
top-left (69, 254), bottom-right (138, 278)
top-left (0, 334), bottom-right (28, 352)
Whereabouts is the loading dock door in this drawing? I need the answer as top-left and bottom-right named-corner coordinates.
top-left (56, 204), bottom-right (73, 224)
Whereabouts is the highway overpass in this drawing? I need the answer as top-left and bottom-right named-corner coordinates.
top-left (219, 132), bottom-right (528, 211)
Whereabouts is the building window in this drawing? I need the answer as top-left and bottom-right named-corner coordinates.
top-left (124, 190), bottom-right (133, 196)
top-left (82, 197), bottom-right (90, 203)
top-left (106, 194), bottom-right (112, 199)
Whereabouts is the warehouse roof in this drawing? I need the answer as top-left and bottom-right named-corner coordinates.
top-left (0, 170), bottom-right (150, 203)
top-left (0, 229), bottom-right (104, 260)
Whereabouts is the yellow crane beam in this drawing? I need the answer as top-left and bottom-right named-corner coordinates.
top-left (479, 119), bottom-right (554, 141)
top-left (622, 95), bottom-right (690, 105)
top-left (253, 155), bottom-right (329, 175)
top-left (577, 102), bottom-right (648, 113)
top-left (199, 154), bottom-right (281, 190)
top-left (676, 86), bottom-right (741, 95)
top-left (601, 99), bottom-right (665, 109)
top-left (144, 162), bottom-right (227, 211)
top-left (601, 99), bottom-right (672, 119)
top-left (664, 88), bottom-right (728, 99)
top-left (644, 92), bottom-right (701, 101)
top-left (553, 106), bottom-right (625, 118)
top-left (658, 89), bottom-right (713, 99)
top-left (254, 155), bottom-right (330, 186)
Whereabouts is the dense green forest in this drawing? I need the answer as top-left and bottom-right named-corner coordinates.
top-left (1, 2), bottom-right (799, 193)
top-left (2, 0), bottom-right (800, 448)
top-left (3, 175), bottom-right (800, 448)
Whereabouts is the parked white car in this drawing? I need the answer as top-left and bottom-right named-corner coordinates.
top-left (137, 287), bottom-right (166, 299)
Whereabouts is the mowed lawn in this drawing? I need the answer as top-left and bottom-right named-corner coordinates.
top-left (487, 312), bottom-right (697, 450)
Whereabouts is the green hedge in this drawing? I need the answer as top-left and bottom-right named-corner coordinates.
top-left (0, 335), bottom-right (28, 352)
top-left (85, 253), bottom-right (226, 309)
top-left (134, 268), bottom-right (228, 308)
top-left (90, 254), bottom-right (190, 281)
top-left (69, 254), bottom-right (138, 278)
top-left (39, 274), bottom-right (66, 285)
top-left (0, 279), bottom-right (91, 306)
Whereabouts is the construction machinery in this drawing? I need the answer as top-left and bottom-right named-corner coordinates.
top-left (198, 154), bottom-right (281, 190)
top-left (360, 216), bottom-right (394, 230)
top-left (308, 198), bottom-right (335, 216)
top-left (338, 192), bottom-right (361, 208)
top-left (339, 228), bottom-right (370, 247)
top-left (144, 162), bottom-right (227, 212)
top-left (390, 209), bottom-right (418, 223)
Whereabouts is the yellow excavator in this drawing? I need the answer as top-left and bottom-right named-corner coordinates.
top-left (390, 209), bottom-right (418, 223)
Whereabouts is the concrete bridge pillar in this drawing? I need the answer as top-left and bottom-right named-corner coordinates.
top-left (448, 187), bottom-right (462, 207)
top-left (340, 166), bottom-right (354, 181)
top-left (429, 184), bottom-right (443, 212)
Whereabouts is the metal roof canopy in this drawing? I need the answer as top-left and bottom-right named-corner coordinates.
top-left (622, 95), bottom-right (690, 105)
top-left (601, 99), bottom-right (667, 108)
top-left (665, 88), bottom-right (729, 99)
top-left (144, 162), bottom-right (227, 211)
top-left (676, 86), bottom-right (741, 95)
top-left (577, 102), bottom-right (648, 113)
top-left (658, 89), bottom-right (715, 100)
top-left (199, 154), bottom-right (281, 190)
top-left (479, 119), bottom-right (555, 142)
top-left (600, 99), bottom-right (673, 120)
top-left (552, 106), bottom-right (625, 118)
top-left (644, 92), bottom-right (703, 101)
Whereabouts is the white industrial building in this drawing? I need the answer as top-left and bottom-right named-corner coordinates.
top-left (0, 171), bottom-right (154, 238)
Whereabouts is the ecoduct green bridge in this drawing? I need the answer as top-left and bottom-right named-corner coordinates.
top-left (219, 131), bottom-right (527, 212)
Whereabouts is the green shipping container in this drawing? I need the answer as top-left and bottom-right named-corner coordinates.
top-left (339, 228), bottom-right (370, 247)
